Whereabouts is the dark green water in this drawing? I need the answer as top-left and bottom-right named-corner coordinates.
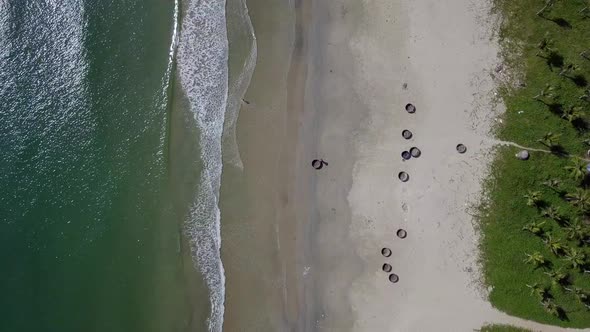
top-left (0, 1), bottom-right (204, 331)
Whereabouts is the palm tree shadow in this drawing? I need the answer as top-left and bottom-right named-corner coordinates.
top-left (557, 307), bottom-right (569, 321)
top-left (549, 145), bottom-right (568, 157)
top-left (535, 200), bottom-right (550, 209)
top-left (554, 190), bottom-right (568, 199)
top-left (572, 118), bottom-right (589, 132)
top-left (547, 103), bottom-right (563, 115)
top-left (538, 51), bottom-right (564, 70)
top-left (550, 17), bottom-right (573, 29)
top-left (568, 74), bottom-right (588, 87)
top-left (580, 176), bottom-right (590, 189)
top-left (534, 260), bottom-right (553, 270)
top-left (555, 215), bottom-right (571, 227)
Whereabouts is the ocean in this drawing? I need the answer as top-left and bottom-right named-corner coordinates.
top-left (0, 0), bottom-right (255, 331)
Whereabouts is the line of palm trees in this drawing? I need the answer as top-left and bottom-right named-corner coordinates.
top-left (503, 0), bottom-right (590, 321)
top-left (533, 12), bottom-right (589, 129)
top-left (521, 179), bottom-right (590, 317)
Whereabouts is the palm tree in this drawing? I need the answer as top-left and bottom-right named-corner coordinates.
top-left (541, 299), bottom-right (561, 317)
top-left (565, 158), bottom-right (588, 182)
top-left (523, 221), bottom-right (545, 235)
top-left (536, 34), bottom-right (555, 56)
top-left (537, 0), bottom-right (556, 16)
top-left (525, 252), bottom-right (547, 268)
top-left (533, 84), bottom-right (557, 102)
top-left (564, 247), bottom-right (586, 270)
top-left (541, 206), bottom-right (562, 221)
top-left (566, 188), bottom-right (590, 212)
top-left (565, 287), bottom-right (589, 304)
top-left (545, 269), bottom-right (568, 286)
top-left (564, 220), bottom-right (587, 243)
top-left (524, 190), bottom-right (543, 207)
top-left (527, 282), bottom-right (548, 300)
top-left (543, 179), bottom-right (565, 196)
top-left (543, 178), bottom-right (561, 190)
top-left (561, 106), bottom-right (584, 123)
top-left (559, 63), bottom-right (580, 77)
top-left (544, 235), bottom-right (566, 255)
top-left (538, 132), bottom-right (560, 148)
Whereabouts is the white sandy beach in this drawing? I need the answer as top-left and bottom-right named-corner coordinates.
top-left (305, 0), bottom-right (588, 331)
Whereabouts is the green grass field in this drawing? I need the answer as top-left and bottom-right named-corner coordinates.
top-left (480, 324), bottom-right (532, 332)
top-left (480, 0), bottom-right (590, 328)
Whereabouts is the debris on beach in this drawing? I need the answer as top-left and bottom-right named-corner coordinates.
top-left (402, 129), bottom-right (413, 139)
top-left (388, 273), bottom-right (399, 283)
top-left (398, 171), bottom-right (409, 182)
top-left (405, 103), bottom-right (416, 114)
top-left (381, 248), bottom-right (392, 257)
top-left (456, 144), bottom-right (467, 154)
top-left (312, 159), bottom-right (328, 170)
top-left (396, 229), bottom-right (407, 239)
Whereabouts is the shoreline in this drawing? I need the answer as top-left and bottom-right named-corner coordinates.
top-left (219, 0), bottom-right (298, 329)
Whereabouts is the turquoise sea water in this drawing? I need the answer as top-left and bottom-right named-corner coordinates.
top-left (0, 0), bottom-right (257, 330)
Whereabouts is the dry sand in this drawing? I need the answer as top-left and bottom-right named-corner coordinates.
top-left (305, 0), bottom-right (588, 331)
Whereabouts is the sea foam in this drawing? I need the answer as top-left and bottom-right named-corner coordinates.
top-left (176, 0), bottom-right (229, 330)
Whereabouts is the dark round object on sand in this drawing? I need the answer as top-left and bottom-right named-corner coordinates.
top-left (405, 103), bottom-right (416, 114)
top-left (312, 159), bottom-right (323, 169)
top-left (381, 248), bottom-right (392, 257)
top-left (382, 263), bottom-right (392, 273)
top-left (398, 171), bottom-right (409, 182)
top-left (401, 151), bottom-right (411, 160)
top-left (456, 144), bottom-right (467, 154)
top-left (402, 129), bottom-right (413, 139)
top-left (396, 229), bottom-right (407, 239)
top-left (389, 273), bottom-right (399, 283)
top-left (410, 147), bottom-right (421, 158)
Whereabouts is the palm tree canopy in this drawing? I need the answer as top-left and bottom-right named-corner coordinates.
top-left (538, 132), bottom-right (560, 147)
top-left (524, 190), bottom-right (542, 206)
top-left (541, 206), bottom-right (561, 221)
top-left (562, 106), bottom-right (584, 122)
top-left (564, 247), bottom-right (586, 269)
top-left (545, 235), bottom-right (566, 255)
top-left (543, 178), bottom-right (561, 189)
top-left (523, 221), bottom-right (545, 235)
top-left (527, 282), bottom-right (548, 299)
top-left (545, 269), bottom-right (568, 284)
top-left (564, 220), bottom-right (587, 242)
top-left (565, 158), bottom-right (588, 182)
top-left (542, 299), bottom-right (561, 316)
top-left (566, 188), bottom-right (590, 212)
top-left (525, 252), bottom-right (546, 266)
